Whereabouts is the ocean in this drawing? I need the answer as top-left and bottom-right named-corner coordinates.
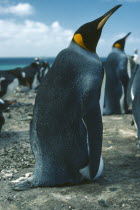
top-left (0, 57), bottom-right (55, 71)
top-left (0, 57), bottom-right (106, 71)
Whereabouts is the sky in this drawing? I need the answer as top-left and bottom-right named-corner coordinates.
top-left (0, 0), bottom-right (140, 57)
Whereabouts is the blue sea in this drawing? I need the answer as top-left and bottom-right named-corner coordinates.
top-left (0, 57), bottom-right (55, 71)
top-left (0, 57), bottom-right (106, 71)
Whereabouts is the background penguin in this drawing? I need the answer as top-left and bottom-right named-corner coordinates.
top-left (126, 63), bottom-right (139, 111)
top-left (14, 60), bottom-right (50, 90)
top-left (103, 32), bottom-right (131, 115)
top-left (0, 99), bottom-right (16, 134)
top-left (0, 71), bottom-right (20, 98)
top-left (0, 60), bottom-right (50, 98)
top-left (38, 61), bottom-right (51, 82)
top-left (14, 5), bottom-right (121, 190)
top-left (20, 61), bottom-right (41, 90)
top-left (130, 65), bottom-right (140, 147)
top-left (132, 49), bottom-right (139, 64)
top-left (126, 50), bottom-right (139, 111)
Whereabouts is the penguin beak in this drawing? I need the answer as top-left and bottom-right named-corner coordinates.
top-left (97, 4), bottom-right (122, 29)
top-left (124, 32), bottom-right (131, 39)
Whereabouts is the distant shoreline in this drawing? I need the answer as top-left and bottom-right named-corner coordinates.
top-left (0, 57), bottom-right (106, 71)
top-left (0, 57), bottom-right (56, 70)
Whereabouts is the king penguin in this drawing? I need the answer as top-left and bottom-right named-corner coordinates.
top-left (14, 5), bottom-right (121, 190)
top-left (130, 65), bottom-right (140, 147)
top-left (104, 32), bottom-right (131, 115)
top-left (126, 51), bottom-right (139, 111)
top-left (132, 49), bottom-right (139, 64)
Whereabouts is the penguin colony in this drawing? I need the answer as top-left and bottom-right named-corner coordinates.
top-left (0, 4), bottom-right (139, 190)
top-left (0, 59), bottom-right (50, 98)
top-left (0, 59), bottom-right (50, 132)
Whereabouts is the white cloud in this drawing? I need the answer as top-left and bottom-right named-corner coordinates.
top-left (0, 16), bottom-right (138, 58)
top-left (0, 3), bottom-right (34, 16)
top-left (0, 19), bottom-right (73, 57)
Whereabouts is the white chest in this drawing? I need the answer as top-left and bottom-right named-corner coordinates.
top-left (3, 78), bottom-right (19, 99)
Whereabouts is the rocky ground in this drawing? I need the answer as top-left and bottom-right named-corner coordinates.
top-left (0, 91), bottom-right (140, 210)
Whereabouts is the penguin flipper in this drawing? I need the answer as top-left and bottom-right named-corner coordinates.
top-left (80, 156), bottom-right (104, 180)
top-left (118, 62), bottom-right (129, 113)
top-left (83, 104), bottom-right (103, 179)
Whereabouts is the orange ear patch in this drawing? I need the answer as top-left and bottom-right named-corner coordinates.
top-left (114, 43), bottom-right (121, 49)
top-left (73, 34), bottom-right (89, 51)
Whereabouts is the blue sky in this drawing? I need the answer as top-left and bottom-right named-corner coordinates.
top-left (0, 0), bottom-right (140, 57)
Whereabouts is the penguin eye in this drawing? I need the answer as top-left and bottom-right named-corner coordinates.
top-left (114, 43), bottom-right (121, 49)
top-left (73, 34), bottom-right (89, 51)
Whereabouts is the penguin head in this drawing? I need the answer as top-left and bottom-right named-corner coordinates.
top-left (72, 5), bottom-right (122, 52)
top-left (0, 99), bottom-right (17, 111)
top-left (112, 32), bottom-right (131, 51)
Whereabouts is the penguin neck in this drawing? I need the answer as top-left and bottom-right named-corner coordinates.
top-left (112, 47), bottom-right (124, 53)
top-left (69, 41), bottom-right (99, 60)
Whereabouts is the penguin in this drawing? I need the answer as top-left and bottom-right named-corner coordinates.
top-left (0, 99), bottom-right (16, 133)
top-left (126, 50), bottom-right (139, 110)
top-left (103, 32), bottom-right (131, 115)
top-left (130, 65), bottom-right (140, 147)
top-left (0, 71), bottom-right (20, 98)
top-left (31, 61), bottom-right (50, 90)
top-left (132, 49), bottom-right (139, 64)
top-left (38, 61), bottom-right (50, 82)
top-left (18, 60), bottom-right (50, 90)
top-left (126, 63), bottom-right (139, 110)
top-left (0, 68), bottom-right (30, 98)
top-left (0, 60), bottom-right (47, 98)
top-left (14, 5), bottom-right (121, 190)
top-left (20, 61), bottom-right (40, 90)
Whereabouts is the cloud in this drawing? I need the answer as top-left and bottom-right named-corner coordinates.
top-left (0, 19), bottom-right (73, 57)
top-left (0, 3), bottom-right (34, 16)
top-left (0, 18), bottom-right (138, 58)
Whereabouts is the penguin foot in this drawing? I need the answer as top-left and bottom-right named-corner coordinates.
top-left (12, 177), bottom-right (39, 191)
